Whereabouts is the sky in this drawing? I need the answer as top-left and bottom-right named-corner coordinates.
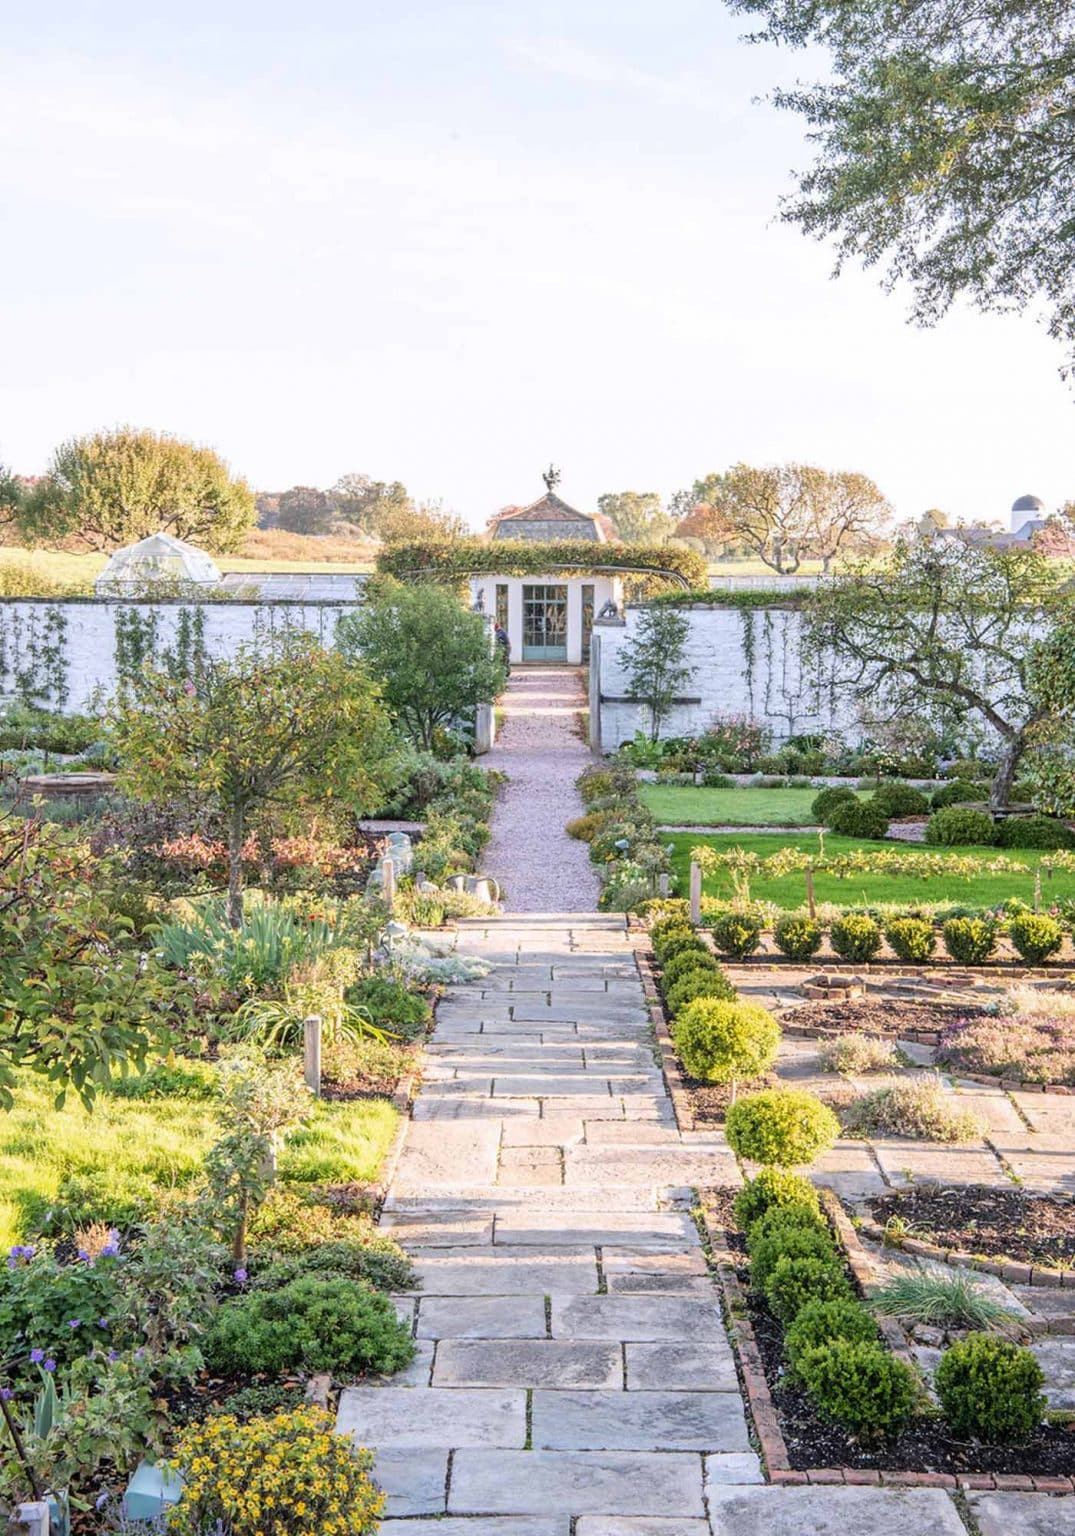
top-left (1, 0), bottom-right (1072, 532)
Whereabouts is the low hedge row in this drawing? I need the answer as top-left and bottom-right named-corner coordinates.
top-left (704, 907), bottom-right (1069, 965)
top-left (734, 1173), bottom-right (1047, 1445)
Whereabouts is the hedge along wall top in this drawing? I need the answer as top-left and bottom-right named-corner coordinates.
top-left (375, 538), bottom-right (709, 597)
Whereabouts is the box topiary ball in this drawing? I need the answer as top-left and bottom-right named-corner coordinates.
top-left (935, 1333), bottom-right (1045, 1444)
top-left (732, 1167), bottom-right (820, 1233)
top-left (725, 1089), bottom-right (841, 1167)
top-left (671, 997), bottom-right (780, 1084)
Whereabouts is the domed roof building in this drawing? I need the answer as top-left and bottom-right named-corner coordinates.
top-left (1011, 494), bottom-right (1045, 530)
top-left (94, 532), bottom-right (222, 593)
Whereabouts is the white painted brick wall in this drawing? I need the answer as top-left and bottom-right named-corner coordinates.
top-left (595, 605), bottom-right (859, 750)
top-left (0, 600), bottom-right (354, 712)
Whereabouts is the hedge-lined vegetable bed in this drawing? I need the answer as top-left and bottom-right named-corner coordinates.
top-left (705, 1183), bottom-right (1073, 1478)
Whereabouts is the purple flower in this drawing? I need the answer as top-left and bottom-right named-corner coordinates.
top-left (233, 1267), bottom-right (248, 1283)
top-left (42, 1360), bottom-right (56, 1373)
top-left (29, 1349), bottom-right (44, 1364)
top-left (66, 1319), bottom-right (81, 1330)
top-left (77, 1249), bottom-right (91, 1263)
top-left (0, 1388), bottom-right (13, 1402)
top-left (97, 1317), bottom-right (109, 1329)
top-left (107, 1350), bottom-right (119, 1363)
top-left (95, 1493), bottom-right (110, 1510)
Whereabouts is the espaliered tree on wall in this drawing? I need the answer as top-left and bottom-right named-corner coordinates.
top-left (375, 538), bottom-right (708, 594)
top-left (109, 635), bottom-right (396, 926)
top-left (806, 540), bottom-right (1073, 810)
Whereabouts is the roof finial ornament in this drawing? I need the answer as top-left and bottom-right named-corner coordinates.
top-left (542, 463), bottom-right (561, 493)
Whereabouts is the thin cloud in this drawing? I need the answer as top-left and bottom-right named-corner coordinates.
top-left (505, 36), bottom-right (725, 116)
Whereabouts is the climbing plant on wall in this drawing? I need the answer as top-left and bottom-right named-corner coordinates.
top-left (0, 604), bottom-right (70, 708)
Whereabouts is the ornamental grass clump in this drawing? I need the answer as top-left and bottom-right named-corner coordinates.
top-left (672, 998), bottom-right (780, 1089)
top-left (1008, 912), bottom-right (1065, 964)
top-left (870, 1270), bottom-right (1017, 1331)
top-left (725, 1089), bottom-right (841, 1167)
top-left (842, 1075), bottom-right (983, 1143)
top-left (884, 915), bottom-right (937, 963)
top-left (732, 1168), bottom-right (820, 1233)
top-left (168, 1406), bottom-right (383, 1536)
top-left (942, 915), bottom-right (999, 964)
top-left (935, 1333), bottom-right (1046, 1444)
top-left (773, 913), bottom-right (823, 961)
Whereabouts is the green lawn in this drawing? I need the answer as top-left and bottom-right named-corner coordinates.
top-left (641, 784), bottom-right (862, 827)
top-left (668, 831), bottom-right (1075, 912)
top-left (0, 1073), bottom-right (399, 1249)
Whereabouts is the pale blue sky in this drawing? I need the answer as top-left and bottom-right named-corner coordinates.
top-left (1, 0), bottom-right (1071, 530)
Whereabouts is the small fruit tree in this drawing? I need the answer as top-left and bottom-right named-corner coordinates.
top-left (110, 635), bottom-right (395, 927)
top-left (0, 814), bottom-right (158, 1108)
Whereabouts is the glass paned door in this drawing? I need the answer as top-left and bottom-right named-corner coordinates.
top-left (581, 583), bottom-right (595, 662)
top-left (522, 584), bottom-right (568, 661)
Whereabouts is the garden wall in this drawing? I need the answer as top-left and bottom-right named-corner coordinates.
top-left (593, 604), bottom-right (857, 750)
top-left (0, 599), bottom-right (354, 712)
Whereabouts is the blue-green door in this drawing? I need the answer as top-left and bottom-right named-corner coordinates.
top-left (522, 583), bottom-right (568, 660)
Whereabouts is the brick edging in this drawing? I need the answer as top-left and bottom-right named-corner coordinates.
top-left (853, 1215), bottom-right (1075, 1307)
top-left (696, 1191), bottom-right (1075, 1494)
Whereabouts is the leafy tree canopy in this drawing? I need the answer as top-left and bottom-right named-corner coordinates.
top-left (275, 485), bottom-right (335, 536)
top-left (714, 462), bottom-right (891, 573)
top-left (0, 815), bottom-right (160, 1109)
top-left (19, 427), bottom-right (255, 553)
top-left (807, 539), bottom-right (1072, 807)
top-left (109, 635), bottom-right (395, 926)
top-left (728, 0), bottom-right (1075, 372)
top-left (597, 490), bottom-right (675, 544)
top-left (336, 579), bottom-right (505, 751)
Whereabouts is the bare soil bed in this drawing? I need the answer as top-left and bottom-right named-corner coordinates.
top-left (781, 997), bottom-right (989, 1038)
top-left (866, 1185), bottom-right (1075, 1269)
top-left (682, 1071), bottom-right (778, 1125)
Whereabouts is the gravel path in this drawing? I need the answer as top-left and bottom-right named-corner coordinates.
top-left (480, 668), bottom-right (601, 913)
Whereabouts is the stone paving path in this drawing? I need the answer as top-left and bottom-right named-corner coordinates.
top-left (336, 916), bottom-right (984, 1535)
top-left (479, 668), bottom-right (601, 913)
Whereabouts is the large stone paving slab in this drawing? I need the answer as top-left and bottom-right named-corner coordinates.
top-left (433, 1338), bottom-right (623, 1388)
top-left (531, 1388), bottom-right (750, 1450)
top-left (415, 1294), bottom-right (548, 1338)
top-left (411, 1245), bottom-right (600, 1294)
top-left (337, 1386), bottom-right (525, 1448)
top-left (625, 1340), bottom-right (738, 1391)
top-left (448, 1449), bottom-right (706, 1517)
top-left (708, 1485), bottom-right (968, 1535)
top-left (551, 1294), bottom-right (724, 1341)
top-left (968, 1492), bottom-right (1075, 1535)
top-left (385, 1524), bottom-right (568, 1536)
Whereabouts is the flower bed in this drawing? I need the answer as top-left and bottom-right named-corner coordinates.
top-left (700, 1186), bottom-right (1075, 1486)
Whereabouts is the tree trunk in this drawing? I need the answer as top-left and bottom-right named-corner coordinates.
top-left (233, 1194), bottom-right (248, 1265)
top-left (227, 801), bottom-right (245, 930)
top-left (990, 736), bottom-right (1024, 814)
